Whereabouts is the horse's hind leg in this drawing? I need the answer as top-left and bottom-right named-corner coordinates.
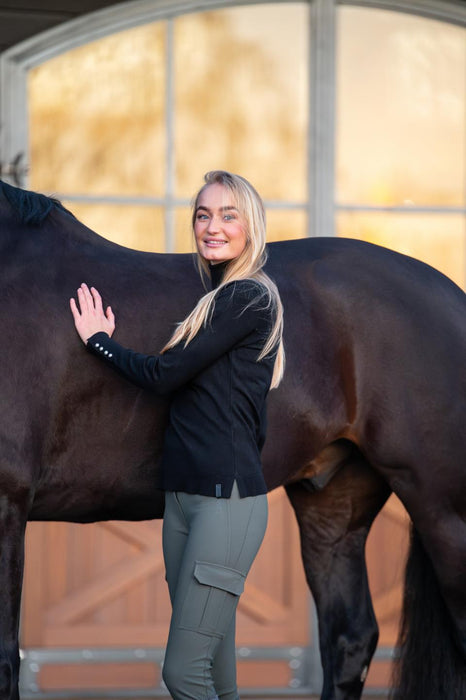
top-left (286, 456), bottom-right (390, 700)
top-left (0, 495), bottom-right (28, 700)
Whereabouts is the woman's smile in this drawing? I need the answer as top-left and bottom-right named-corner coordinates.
top-left (204, 237), bottom-right (227, 247)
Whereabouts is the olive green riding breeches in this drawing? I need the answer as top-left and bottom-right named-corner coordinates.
top-left (161, 482), bottom-right (268, 700)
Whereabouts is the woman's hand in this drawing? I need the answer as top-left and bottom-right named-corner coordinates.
top-left (70, 283), bottom-right (115, 344)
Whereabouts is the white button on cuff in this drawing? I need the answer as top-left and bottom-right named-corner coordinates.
top-left (108, 354), bottom-right (113, 358)
top-left (104, 350), bottom-right (109, 355)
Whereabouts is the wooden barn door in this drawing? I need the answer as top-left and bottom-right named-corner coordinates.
top-left (21, 487), bottom-right (311, 695)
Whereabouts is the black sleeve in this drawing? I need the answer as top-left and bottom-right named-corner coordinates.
top-left (86, 281), bottom-right (271, 395)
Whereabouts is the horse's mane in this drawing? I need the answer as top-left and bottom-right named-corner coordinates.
top-left (0, 179), bottom-right (74, 225)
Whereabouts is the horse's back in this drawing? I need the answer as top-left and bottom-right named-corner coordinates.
top-left (269, 236), bottom-right (465, 370)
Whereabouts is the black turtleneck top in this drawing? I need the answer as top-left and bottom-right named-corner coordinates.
top-left (86, 263), bottom-right (277, 498)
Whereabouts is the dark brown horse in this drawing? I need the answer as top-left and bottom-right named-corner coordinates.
top-left (0, 179), bottom-right (465, 700)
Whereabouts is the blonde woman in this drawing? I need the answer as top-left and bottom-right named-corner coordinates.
top-left (70, 170), bottom-right (284, 700)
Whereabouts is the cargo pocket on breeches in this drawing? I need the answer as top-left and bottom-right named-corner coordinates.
top-left (179, 561), bottom-right (245, 638)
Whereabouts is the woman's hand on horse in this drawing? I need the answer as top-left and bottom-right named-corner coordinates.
top-left (70, 283), bottom-right (116, 344)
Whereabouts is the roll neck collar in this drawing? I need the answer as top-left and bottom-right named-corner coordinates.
top-left (209, 261), bottom-right (229, 289)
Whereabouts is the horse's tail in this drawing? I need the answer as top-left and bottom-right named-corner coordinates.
top-left (390, 525), bottom-right (466, 700)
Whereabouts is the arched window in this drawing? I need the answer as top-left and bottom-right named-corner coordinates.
top-left (2, 0), bottom-right (464, 287)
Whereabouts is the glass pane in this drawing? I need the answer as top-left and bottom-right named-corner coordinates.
top-left (63, 202), bottom-right (165, 253)
top-left (174, 4), bottom-right (309, 201)
top-left (337, 7), bottom-right (466, 206)
top-left (175, 206), bottom-right (195, 254)
top-left (266, 209), bottom-right (307, 242)
top-left (337, 211), bottom-right (465, 289)
top-left (29, 23), bottom-right (166, 197)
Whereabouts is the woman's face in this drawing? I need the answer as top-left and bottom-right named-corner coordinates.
top-left (194, 184), bottom-right (248, 264)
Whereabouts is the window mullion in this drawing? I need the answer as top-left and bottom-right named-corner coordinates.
top-left (308, 0), bottom-right (337, 237)
top-left (0, 58), bottom-right (28, 188)
top-left (164, 18), bottom-right (175, 253)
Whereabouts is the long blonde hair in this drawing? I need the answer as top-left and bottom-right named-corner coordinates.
top-left (162, 170), bottom-right (285, 388)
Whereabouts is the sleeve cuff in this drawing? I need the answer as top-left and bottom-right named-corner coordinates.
top-left (86, 332), bottom-right (115, 359)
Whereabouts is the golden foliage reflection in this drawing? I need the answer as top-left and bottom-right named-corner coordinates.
top-left (337, 212), bottom-right (465, 289)
top-left (174, 5), bottom-right (308, 200)
top-left (337, 7), bottom-right (466, 207)
top-left (64, 202), bottom-right (165, 253)
top-left (29, 24), bottom-right (166, 197)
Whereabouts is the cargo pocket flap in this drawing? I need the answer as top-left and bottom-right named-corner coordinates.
top-left (194, 562), bottom-right (245, 596)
